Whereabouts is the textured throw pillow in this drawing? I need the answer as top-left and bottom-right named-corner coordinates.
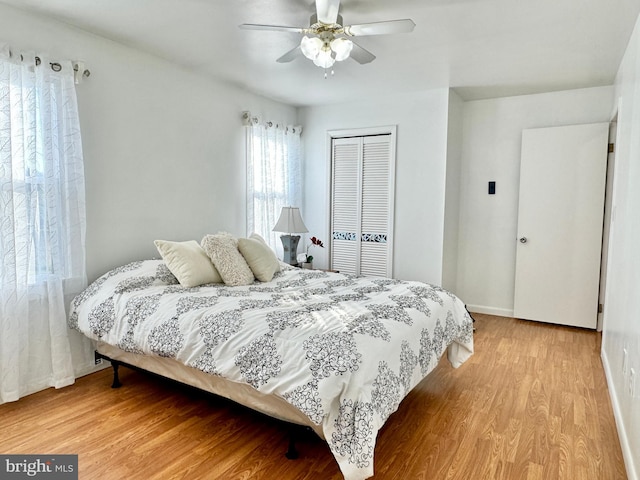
top-left (201, 233), bottom-right (255, 286)
top-left (154, 239), bottom-right (222, 287)
top-left (238, 235), bottom-right (280, 282)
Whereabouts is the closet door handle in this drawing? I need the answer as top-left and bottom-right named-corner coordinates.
top-left (519, 237), bottom-right (528, 244)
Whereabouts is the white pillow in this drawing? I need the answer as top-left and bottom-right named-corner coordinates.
top-left (238, 234), bottom-right (280, 282)
top-left (201, 233), bottom-right (255, 286)
top-left (154, 240), bottom-right (222, 287)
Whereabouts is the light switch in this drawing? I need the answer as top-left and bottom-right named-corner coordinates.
top-left (488, 181), bottom-right (496, 195)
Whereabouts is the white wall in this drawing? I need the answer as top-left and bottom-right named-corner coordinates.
top-left (0, 3), bottom-right (297, 377)
top-left (456, 86), bottom-right (614, 316)
top-left (442, 90), bottom-right (464, 292)
top-left (299, 89), bottom-right (451, 285)
top-left (602, 11), bottom-right (640, 480)
top-left (0, 4), bottom-right (297, 284)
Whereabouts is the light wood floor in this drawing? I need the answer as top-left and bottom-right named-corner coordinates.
top-left (0, 314), bottom-right (626, 479)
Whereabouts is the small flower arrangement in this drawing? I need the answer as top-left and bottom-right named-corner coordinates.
top-left (305, 236), bottom-right (324, 263)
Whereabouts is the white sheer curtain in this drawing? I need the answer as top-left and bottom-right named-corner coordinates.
top-left (0, 49), bottom-right (87, 404)
top-left (244, 113), bottom-right (303, 251)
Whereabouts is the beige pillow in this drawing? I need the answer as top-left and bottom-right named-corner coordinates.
top-left (201, 233), bottom-right (255, 286)
top-left (238, 235), bottom-right (280, 282)
top-left (154, 240), bottom-right (222, 287)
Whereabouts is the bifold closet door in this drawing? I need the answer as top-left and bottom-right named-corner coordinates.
top-left (513, 123), bottom-right (608, 329)
top-left (330, 135), bottom-right (393, 277)
top-left (331, 138), bottom-right (360, 274)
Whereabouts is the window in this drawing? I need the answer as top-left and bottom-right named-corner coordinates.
top-left (1, 61), bottom-right (86, 285)
top-left (4, 79), bottom-right (55, 283)
top-left (245, 115), bottom-right (302, 249)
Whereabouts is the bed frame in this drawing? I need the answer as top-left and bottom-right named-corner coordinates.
top-left (93, 344), bottom-right (322, 459)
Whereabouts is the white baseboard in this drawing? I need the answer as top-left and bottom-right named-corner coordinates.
top-left (465, 305), bottom-right (514, 317)
top-left (74, 361), bottom-right (109, 379)
top-left (602, 350), bottom-right (638, 480)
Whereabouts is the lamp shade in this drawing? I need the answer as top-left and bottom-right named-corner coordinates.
top-left (331, 37), bottom-right (353, 61)
top-left (272, 207), bottom-right (309, 234)
top-left (313, 49), bottom-right (335, 68)
top-left (301, 35), bottom-right (323, 60)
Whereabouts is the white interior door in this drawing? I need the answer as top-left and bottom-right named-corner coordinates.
top-left (513, 123), bottom-right (608, 329)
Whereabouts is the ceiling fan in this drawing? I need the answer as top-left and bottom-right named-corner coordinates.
top-left (239, 0), bottom-right (415, 73)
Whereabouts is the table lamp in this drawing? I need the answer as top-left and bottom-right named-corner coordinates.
top-left (272, 206), bottom-right (308, 265)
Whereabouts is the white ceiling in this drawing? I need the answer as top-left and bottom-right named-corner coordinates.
top-left (2, 0), bottom-right (639, 107)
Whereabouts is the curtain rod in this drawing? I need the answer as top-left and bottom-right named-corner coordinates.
top-left (242, 111), bottom-right (302, 134)
top-left (8, 50), bottom-right (91, 83)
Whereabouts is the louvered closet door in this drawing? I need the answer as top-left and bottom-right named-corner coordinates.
top-left (331, 138), bottom-right (360, 275)
top-left (330, 134), bottom-right (393, 277)
top-left (360, 136), bottom-right (391, 276)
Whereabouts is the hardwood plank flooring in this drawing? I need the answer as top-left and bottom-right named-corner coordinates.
top-left (0, 314), bottom-right (626, 479)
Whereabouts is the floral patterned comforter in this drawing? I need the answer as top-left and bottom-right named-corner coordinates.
top-left (69, 259), bottom-right (474, 480)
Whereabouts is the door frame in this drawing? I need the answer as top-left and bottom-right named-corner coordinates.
top-left (598, 106), bottom-right (621, 332)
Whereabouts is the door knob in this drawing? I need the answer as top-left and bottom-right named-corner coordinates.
top-left (519, 237), bottom-right (528, 244)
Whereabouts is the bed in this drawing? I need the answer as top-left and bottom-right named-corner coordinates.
top-left (68, 248), bottom-right (473, 480)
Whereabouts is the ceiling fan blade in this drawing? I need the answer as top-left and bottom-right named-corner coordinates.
top-left (277, 46), bottom-right (303, 63)
top-left (349, 42), bottom-right (376, 64)
top-left (315, 0), bottom-right (340, 25)
top-left (239, 23), bottom-right (304, 34)
top-left (345, 19), bottom-right (416, 36)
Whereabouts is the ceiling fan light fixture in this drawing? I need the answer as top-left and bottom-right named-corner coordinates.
top-left (301, 35), bottom-right (323, 60)
top-left (240, 0), bottom-right (414, 73)
top-left (330, 37), bottom-right (353, 61)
